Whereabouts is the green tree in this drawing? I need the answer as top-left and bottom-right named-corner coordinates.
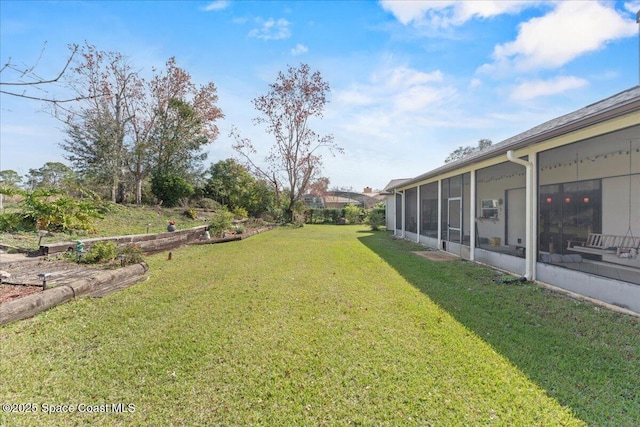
top-left (202, 159), bottom-right (274, 216)
top-left (444, 139), bottom-right (493, 163)
top-left (25, 162), bottom-right (74, 190)
top-left (0, 170), bottom-right (22, 188)
top-left (151, 173), bottom-right (194, 207)
top-left (60, 46), bottom-right (223, 205)
top-left (148, 58), bottom-right (224, 180)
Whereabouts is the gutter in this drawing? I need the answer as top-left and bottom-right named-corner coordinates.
top-left (506, 150), bottom-right (534, 281)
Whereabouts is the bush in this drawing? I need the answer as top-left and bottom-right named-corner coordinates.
top-left (343, 205), bottom-right (364, 224)
top-left (83, 241), bottom-right (117, 264)
top-left (232, 207), bottom-right (248, 220)
top-left (209, 209), bottom-right (234, 237)
top-left (0, 188), bottom-right (103, 233)
top-left (183, 208), bottom-right (198, 220)
top-left (323, 209), bottom-right (341, 224)
top-left (366, 209), bottom-right (386, 231)
top-left (117, 243), bottom-right (144, 266)
top-left (151, 173), bottom-right (194, 208)
top-left (195, 198), bottom-right (220, 210)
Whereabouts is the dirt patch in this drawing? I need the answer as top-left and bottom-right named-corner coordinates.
top-left (0, 260), bottom-right (105, 304)
top-left (0, 284), bottom-right (42, 303)
top-left (412, 250), bottom-right (460, 262)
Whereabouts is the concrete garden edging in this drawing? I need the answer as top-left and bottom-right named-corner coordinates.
top-left (0, 262), bottom-right (148, 325)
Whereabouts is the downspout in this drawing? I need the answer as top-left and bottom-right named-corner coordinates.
top-left (470, 170), bottom-right (476, 261)
top-left (416, 185), bottom-right (421, 243)
top-left (437, 179), bottom-right (443, 251)
top-left (401, 190), bottom-right (405, 238)
top-left (394, 190), bottom-right (399, 237)
top-left (506, 150), bottom-right (533, 280)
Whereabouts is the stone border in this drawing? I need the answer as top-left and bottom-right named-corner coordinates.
top-left (41, 226), bottom-right (209, 256)
top-left (188, 226), bottom-right (274, 245)
top-left (1, 225), bottom-right (274, 325)
top-left (0, 262), bottom-right (148, 325)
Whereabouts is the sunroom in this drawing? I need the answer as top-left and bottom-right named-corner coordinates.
top-left (387, 86), bottom-right (640, 313)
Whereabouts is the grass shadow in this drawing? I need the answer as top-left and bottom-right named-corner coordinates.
top-left (358, 231), bottom-right (640, 426)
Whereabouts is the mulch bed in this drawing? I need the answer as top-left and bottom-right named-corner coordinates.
top-left (0, 260), bottom-right (105, 304)
top-left (0, 284), bottom-right (42, 304)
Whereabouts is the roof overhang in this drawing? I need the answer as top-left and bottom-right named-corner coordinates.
top-left (387, 86), bottom-right (640, 191)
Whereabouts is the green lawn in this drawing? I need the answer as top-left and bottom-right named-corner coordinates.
top-left (1, 225), bottom-right (638, 426)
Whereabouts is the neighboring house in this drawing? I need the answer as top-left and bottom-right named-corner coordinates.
top-left (301, 194), bottom-right (326, 209)
top-left (303, 189), bottom-right (385, 210)
top-left (386, 86), bottom-right (640, 314)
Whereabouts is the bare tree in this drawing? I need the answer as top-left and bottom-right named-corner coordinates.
top-left (0, 43), bottom-right (82, 104)
top-left (60, 44), bottom-right (139, 202)
top-left (232, 63), bottom-right (343, 221)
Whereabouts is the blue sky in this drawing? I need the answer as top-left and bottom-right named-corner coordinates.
top-left (1, 0), bottom-right (639, 192)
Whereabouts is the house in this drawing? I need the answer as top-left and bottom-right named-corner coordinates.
top-left (303, 189), bottom-right (385, 210)
top-left (385, 86), bottom-right (640, 314)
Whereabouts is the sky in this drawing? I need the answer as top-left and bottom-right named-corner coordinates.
top-left (1, 0), bottom-right (639, 193)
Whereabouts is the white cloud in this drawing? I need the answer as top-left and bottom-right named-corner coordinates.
top-left (334, 90), bottom-right (373, 106)
top-left (332, 65), bottom-right (458, 138)
top-left (509, 76), bottom-right (589, 101)
top-left (291, 43), bottom-right (308, 56)
top-left (202, 1), bottom-right (229, 12)
top-left (379, 0), bottom-right (536, 27)
top-left (469, 78), bottom-right (482, 89)
top-left (484, 1), bottom-right (637, 73)
top-left (248, 18), bottom-right (291, 40)
top-left (386, 67), bottom-right (443, 88)
top-left (624, 1), bottom-right (640, 16)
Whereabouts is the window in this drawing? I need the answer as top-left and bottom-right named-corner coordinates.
top-left (481, 199), bottom-right (499, 219)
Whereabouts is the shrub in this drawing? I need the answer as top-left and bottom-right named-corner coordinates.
top-left (343, 205), bottom-right (364, 224)
top-left (366, 209), bottom-right (386, 231)
top-left (232, 207), bottom-right (248, 220)
top-left (117, 244), bottom-right (144, 265)
top-left (195, 198), bottom-right (220, 210)
top-left (0, 189), bottom-right (102, 233)
top-left (323, 209), bottom-right (341, 224)
top-left (209, 209), bottom-right (234, 237)
top-left (183, 208), bottom-right (198, 220)
top-left (83, 241), bottom-right (117, 264)
top-left (151, 173), bottom-right (194, 208)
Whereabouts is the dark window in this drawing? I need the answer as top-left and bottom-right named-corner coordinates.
top-left (539, 180), bottom-right (602, 254)
top-left (420, 182), bottom-right (438, 237)
top-left (395, 193), bottom-right (402, 230)
top-left (405, 188), bottom-right (418, 233)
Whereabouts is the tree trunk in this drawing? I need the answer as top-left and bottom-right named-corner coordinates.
top-left (135, 178), bottom-right (143, 205)
top-left (116, 182), bottom-right (126, 204)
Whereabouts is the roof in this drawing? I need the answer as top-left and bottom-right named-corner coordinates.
top-left (387, 85), bottom-right (640, 191)
top-left (381, 178), bottom-right (411, 194)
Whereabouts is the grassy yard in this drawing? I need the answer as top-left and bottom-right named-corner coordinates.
top-left (1, 225), bottom-right (638, 426)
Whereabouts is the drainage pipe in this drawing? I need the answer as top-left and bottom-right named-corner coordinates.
top-left (506, 150), bottom-right (533, 281)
